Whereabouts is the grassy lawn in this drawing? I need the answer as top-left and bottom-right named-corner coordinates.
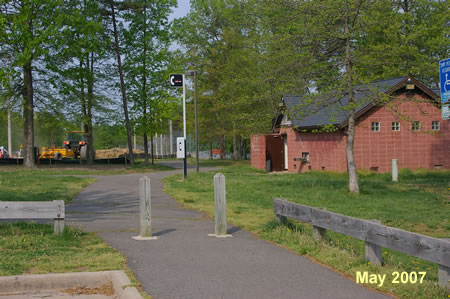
top-left (0, 168), bottom-right (152, 298)
top-left (0, 160), bottom-right (174, 177)
top-left (0, 223), bottom-right (125, 276)
top-left (0, 171), bottom-right (95, 202)
top-left (164, 160), bottom-right (449, 298)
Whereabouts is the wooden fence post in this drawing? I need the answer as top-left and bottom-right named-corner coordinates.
top-left (312, 226), bottom-right (326, 241)
top-left (313, 208), bottom-right (327, 241)
top-left (275, 214), bottom-right (287, 224)
top-left (365, 220), bottom-right (382, 265)
top-left (132, 176), bottom-right (157, 240)
top-left (209, 173), bottom-right (232, 238)
top-left (438, 264), bottom-right (449, 290)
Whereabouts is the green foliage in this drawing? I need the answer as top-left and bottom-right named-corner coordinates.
top-left (357, 0), bottom-right (450, 86)
top-left (93, 124), bottom-right (128, 149)
top-left (121, 0), bottom-right (177, 139)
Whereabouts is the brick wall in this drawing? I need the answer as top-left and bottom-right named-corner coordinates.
top-left (251, 134), bottom-right (266, 171)
top-left (353, 92), bottom-right (449, 172)
top-left (280, 128), bottom-right (347, 173)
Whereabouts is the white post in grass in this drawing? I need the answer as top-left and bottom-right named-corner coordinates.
top-left (392, 159), bottom-right (398, 182)
top-left (209, 173), bottom-right (232, 238)
top-left (132, 176), bottom-right (158, 240)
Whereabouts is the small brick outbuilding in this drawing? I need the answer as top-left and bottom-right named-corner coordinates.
top-left (251, 76), bottom-right (449, 173)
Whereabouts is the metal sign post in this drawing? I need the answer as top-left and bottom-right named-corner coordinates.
top-left (439, 58), bottom-right (450, 120)
top-left (169, 74), bottom-right (187, 179)
top-left (182, 74), bottom-right (187, 179)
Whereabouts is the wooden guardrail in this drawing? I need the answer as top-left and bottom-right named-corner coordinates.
top-left (0, 200), bottom-right (65, 234)
top-left (273, 198), bottom-right (450, 289)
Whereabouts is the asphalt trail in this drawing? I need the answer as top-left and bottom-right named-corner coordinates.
top-left (67, 162), bottom-right (390, 299)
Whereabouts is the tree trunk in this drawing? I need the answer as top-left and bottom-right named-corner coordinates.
top-left (110, 1), bottom-right (134, 166)
top-left (220, 135), bottom-right (225, 159)
top-left (87, 52), bottom-right (94, 164)
top-left (142, 5), bottom-right (149, 166)
top-left (23, 61), bottom-right (35, 168)
top-left (144, 132), bottom-right (149, 165)
top-left (210, 142), bottom-right (213, 159)
top-left (345, 8), bottom-right (359, 193)
top-left (233, 133), bottom-right (238, 161)
top-left (241, 138), bottom-right (247, 160)
top-left (150, 135), bottom-right (154, 165)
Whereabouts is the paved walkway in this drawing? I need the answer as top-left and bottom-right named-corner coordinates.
top-left (67, 163), bottom-right (390, 299)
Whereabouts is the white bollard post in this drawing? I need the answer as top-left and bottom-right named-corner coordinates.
top-left (132, 176), bottom-right (158, 240)
top-left (392, 159), bottom-right (398, 182)
top-left (208, 173), bottom-right (232, 238)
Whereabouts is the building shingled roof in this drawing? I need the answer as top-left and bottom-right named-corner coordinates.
top-left (283, 77), bottom-right (408, 129)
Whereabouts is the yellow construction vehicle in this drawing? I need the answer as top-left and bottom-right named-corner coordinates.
top-left (40, 145), bottom-right (75, 160)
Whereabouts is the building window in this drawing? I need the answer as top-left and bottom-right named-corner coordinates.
top-left (371, 122), bottom-right (380, 132)
top-left (432, 121), bottom-right (440, 131)
top-left (301, 152), bottom-right (310, 162)
top-left (412, 121), bottom-right (421, 131)
top-left (392, 122), bottom-right (400, 131)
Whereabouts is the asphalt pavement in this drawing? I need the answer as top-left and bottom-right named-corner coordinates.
top-left (67, 161), bottom-right (390, 299)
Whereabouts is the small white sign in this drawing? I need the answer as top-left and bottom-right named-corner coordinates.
top-left (442, 104), bottom-right (450, 120)
top-left (176, 137), bottom-right (185, 159)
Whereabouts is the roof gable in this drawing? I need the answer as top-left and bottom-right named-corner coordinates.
top-left (282, 76), bottom-right (440, 130)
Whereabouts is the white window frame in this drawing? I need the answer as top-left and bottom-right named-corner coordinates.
top-left (371, 122), bottom-right (380, 132)
top-left (392, 122), bottom-right (400, 131)
top-left (432, 121), bottom-right (440, 131)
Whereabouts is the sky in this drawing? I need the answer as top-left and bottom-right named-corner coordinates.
top-left (169, 0), bottom-right (190, 21)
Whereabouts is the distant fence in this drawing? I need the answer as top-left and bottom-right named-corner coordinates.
top-left (273, 198), bottom-right (449, 289)
top-left (0, 200), bottom-right (65, 234)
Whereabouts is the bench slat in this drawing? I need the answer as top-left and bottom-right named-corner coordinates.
top-left (0, 200), bottom-right (64, 219)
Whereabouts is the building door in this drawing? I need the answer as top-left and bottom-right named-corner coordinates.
top-left (283, 135), bottom-right (288, 170)
top-left (266, 135), bottom-right (284, 171)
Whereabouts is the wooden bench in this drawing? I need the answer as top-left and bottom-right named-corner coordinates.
top-left (0, 200), bottom-right (65, 234)
top-left (273, 198), bottom-right (450, 289)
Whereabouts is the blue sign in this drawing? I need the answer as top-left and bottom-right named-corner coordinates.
top-left (439, 58), bottom-right (450, 103)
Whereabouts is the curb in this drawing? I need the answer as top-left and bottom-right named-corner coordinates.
top-left (0, 270), bottom-right (142, 298)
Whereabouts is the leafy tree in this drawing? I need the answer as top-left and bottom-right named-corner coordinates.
top-left (0, 0), bottom-right (64, 168)
top-left (175, 0), bottom-right (269, 159)
top-left (121, 0), bottom-right (176, 164)
top-left (45, 0), bottom-right (110, 163)
top-left (356, 0), bottom-right (450, 85)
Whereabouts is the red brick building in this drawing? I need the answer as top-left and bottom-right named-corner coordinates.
top-left (251, 76), bottom-right (449, 173)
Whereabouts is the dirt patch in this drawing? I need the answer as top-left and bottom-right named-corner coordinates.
top-left (60, 281), bottom-right (114, 296)
top-left (96, 148), bottom-right (144, 159)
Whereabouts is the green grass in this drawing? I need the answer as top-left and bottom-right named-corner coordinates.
top-left (163, 161), bottom-right (449, 298)
top-left (0, 161), bottom-right (174, 178)
top-left (0, 169), bottom-right (153, 298)
top-left (0, 223), bottom-right (125, 276)
top-left (0, 171), bottom-right (95, 203)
